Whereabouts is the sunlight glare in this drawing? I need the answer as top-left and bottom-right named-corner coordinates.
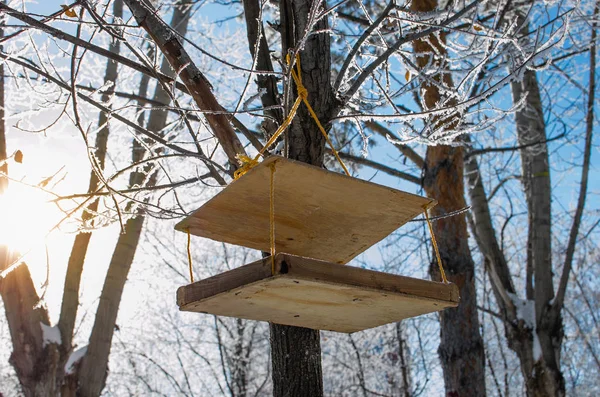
top-left (0, 183), bottom-right (60, 255)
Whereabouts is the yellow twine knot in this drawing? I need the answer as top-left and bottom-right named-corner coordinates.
top-left (234, 154), bottom-right (260, 179)
top-left (297, 84), bottom-right (308, 100)
top-left (231, 54), bottom-right (350, 180)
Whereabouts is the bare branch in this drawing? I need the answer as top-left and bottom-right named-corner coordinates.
top-left (334, 1), bottom-right (395, 91)
top-left (365, 121), bottom-right (424, 168)
top-left (0, 3), bottom-right (189, 93)
top-left (123, 0), bottom-right (246, 166)
top-left (333, 150), bottom-right (421, 184)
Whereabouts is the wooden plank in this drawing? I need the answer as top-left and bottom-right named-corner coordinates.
top-left (278, 254), bottom-right (459, 303)
top-left (177, 254), bottom-right (459, 333)
top-left (176, 257), bottom-right (273, 307)
top-left (175, 156), bottom-right (434, 264)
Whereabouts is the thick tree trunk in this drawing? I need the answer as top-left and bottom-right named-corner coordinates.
top-left (411, 0), bottom-right (487, 394)
top-left (0, 264), bottom-right (60, 397)
top-left (0, 6), bottom-right (63, 396)
top-left (422, 147), bottom-right (487, 397)
top-left (267, 0), bottom-right (337, 396)
top-left (269, 324), bottom-right (323, 397)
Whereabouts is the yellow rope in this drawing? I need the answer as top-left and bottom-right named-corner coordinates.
top-left (288, 54), bottom-right (350, 177)
top-left (423, 206), bottom-right (448, 284)
top-left (269, 162), bottom-right (277, 274)
top-left (186, 227), bottom-right (194, 283)
top-left (233, 96), bottom-right (302, 179)
top-left (234, 54), bottom-right (349, 179)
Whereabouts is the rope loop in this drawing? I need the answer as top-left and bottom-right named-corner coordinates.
top-left (296, 84), bottom-right (308, 100)
top-left (233, 53), bottom-right (350, 180)
top-left (234, 154), bottom-right (260, 180)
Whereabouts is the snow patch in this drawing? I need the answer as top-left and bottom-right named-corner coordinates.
top-left (65, 346), bottom-right (88, 375)
top-left (40, 323), bottom-right (61, 347)
top-left (507, 293), bottom-right (543, 361)
top-left (533, 333), bottom-right (542, 362)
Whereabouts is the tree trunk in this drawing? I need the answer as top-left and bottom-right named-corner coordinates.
top-left (422, 146), bottom-right (487, 397)
top-left (0, 5), bottom-right (62, 396)
top-left (510, 67), bottom-right (564, 397)
top-left (466, 80), bottom-right (566, 395)
top-left (411, 0), bottom-right (487, 394)
top-left (77, 215), bottom-right (145, 397)
top-left (268, 0), bottom-right (337, 396)
top-left (396, 322), bottom-right (412, 397)
top-left (58, 0), bottom-right (124, 357)
top-left (0, 264), bottom-right (60, 396)
top-left (77, 2), bottom-right (194, 395)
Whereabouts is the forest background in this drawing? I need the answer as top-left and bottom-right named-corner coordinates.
top-left (0, 0), bottom-right (598, 395)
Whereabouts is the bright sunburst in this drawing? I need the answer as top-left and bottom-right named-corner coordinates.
top-left (0, 182), bottom-right (60, 256)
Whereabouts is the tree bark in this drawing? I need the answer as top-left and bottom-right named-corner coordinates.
top-left (0, 264), bottom-right (60, 397)
top-left (422, 146), bottom-right (487, 397)
top-left (411, 0), bottom-right (487, 395)
top-left (267, 0), bottom-right (337, 396)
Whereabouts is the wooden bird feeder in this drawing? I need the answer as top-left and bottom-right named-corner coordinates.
top-left (175, 156), bottom-right (459, 333)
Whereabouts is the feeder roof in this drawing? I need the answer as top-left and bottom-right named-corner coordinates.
top-left (175, 156), bottom-right (434, 264)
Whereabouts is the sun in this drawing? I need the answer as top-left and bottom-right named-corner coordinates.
top-left (0, 182), bottom-right (61, 256)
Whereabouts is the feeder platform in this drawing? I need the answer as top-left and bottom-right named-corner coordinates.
top-left (177, 254), bottom-right (459, 333)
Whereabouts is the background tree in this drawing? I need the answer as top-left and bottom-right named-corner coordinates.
top-left (464, 0), bottom-right (599, 394)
